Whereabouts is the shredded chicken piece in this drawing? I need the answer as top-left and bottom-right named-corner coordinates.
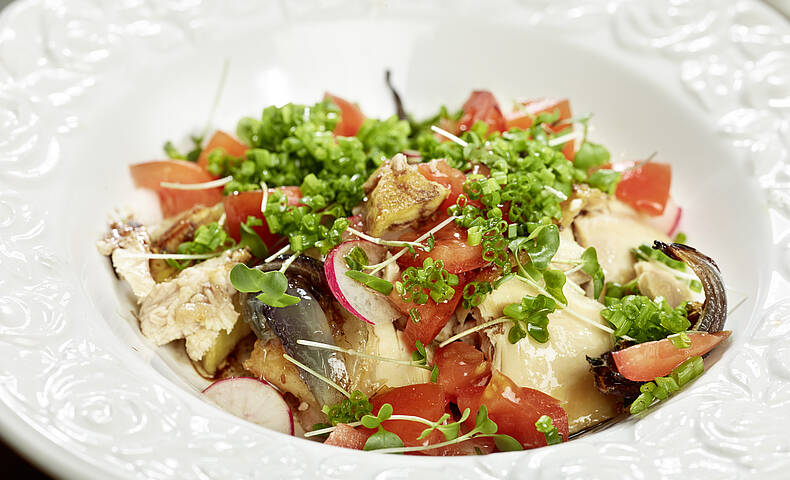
top-left (137, 249), bottom-right (250, 361)
top-left (97, 217), bottom-right (155, 301)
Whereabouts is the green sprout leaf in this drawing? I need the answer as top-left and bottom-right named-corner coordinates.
top-left (344, 246), bottom-right (369, 271)
top-left (238, 216), bottom-right (269, 259)
top-left (345, 270), bottom-right (394, 295)
top-left (573, 141), bottom-right (610, 171)
top-left (363, 427), bottom-right (404, 452)
top-left (229, 264), bottom-right (300, 308)
top-left (543, 269), bottom-right (568, 306)
top-left (580, 246), bottom-right (605, 299)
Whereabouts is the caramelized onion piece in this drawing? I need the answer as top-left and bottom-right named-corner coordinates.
top-left (653, 241), bottom-right (728, 333)
top-left (385, 70), bottom-right (407, 121)
top-left (587, 351), bottom-right (642, 402)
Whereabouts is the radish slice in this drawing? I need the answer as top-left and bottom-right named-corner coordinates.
top-left (325, 240), bottom-right (402, 325)
top-left (642, 197), bottom-right (682, 237)
top-left (202, 377), bottom-right (294, 435)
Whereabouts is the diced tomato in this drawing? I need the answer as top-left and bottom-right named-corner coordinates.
top-left (505, 98), bottom-right (571, 131)
top-left (459, 91), bottom-right (506, 134)
top-left (369, 384), bottom-right (446, 449)
top-left (435, 343), bottom-right (491, 403)
top-left (197, 131), bottom-right (248, 176)
top-left (325, 93), bottom-right (366, 137)
top-left (324, 423), bottom-right (370, 450)
top-left (129, 160), bottom-right (223, 218)
top-left (612, 331), bottom-right (731, 382)
top-left (457, 371), bottom-right (569, 450)
top-left (397, 221), bottom-right (488, 274)
top-left (222, 187), bottom-right (302, 244)
top-left (341, 214), bottom-right (366, 242)
top-left (506, 98), bottom-right (574, 160)
top-left (417, 159), bottom-right (468, 214)
top-left (615, 162), bottom-right (672, 216)
top-left (389, 272), bottom-right (469, 347)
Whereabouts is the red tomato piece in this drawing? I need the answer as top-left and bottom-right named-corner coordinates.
top-left (324, 93), bottom-right (366, 137)
top-left (369, 384), bottom-right (446, 449)
top-left (612, 331), bottom-right (731, 382)
top-left (324, 423), bottom-right (370, 450)
top-left (417, 159), bottom-right (467, 214)
top-left (615, 162), bottom-right (672, 216)
top-left (397, 221), bottom-right (488, 274)
top-left (389, 272), bottom-right (468, 347)
top-left (459, 91), bottom-right (506, 134)
top-left (435, 342), bottom-right (491, 403)
top-left (506, 98), bottom-right (574, 160)
top-left (222, 187), bottom-right (302, 244)
top-left (505, 98), bottom-right (571, 130)
top-left (197, 131), bottom-right (248, 176)
top-left (129, 160), bottom-right (223, 218)
top-left (457, 371), bottom-right (569, 450)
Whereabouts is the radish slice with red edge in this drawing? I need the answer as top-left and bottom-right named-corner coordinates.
top-left (642, 197), bottom-right (682, 237)
top-left (202, 377), bottom-right (294, 435)
top-left (325, 240), bottom-right (402, 325)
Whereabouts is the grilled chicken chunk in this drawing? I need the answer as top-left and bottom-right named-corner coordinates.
top-left (478, 277), bottom-right (618, 434)
top-left (634, 261), bottom-right (703, 308)
top-left (573, 199), bottom-right (669, 284)
top-left (97, 218), bottom-right (155, 301)
top-left (364, 153), bottom-right (448, 236)
top-left (138, 249), bottom-right (250, 362)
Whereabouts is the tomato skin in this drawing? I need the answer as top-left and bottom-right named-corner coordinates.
top-left (417, 159), bottom-right (467, 214)
top-left (615, 162), bottom-right (672, 216)
top-left (389, 272), bottom-right (469, 347)
top-left (612, 331), bottom-right (731, 382)
top-left (457, 371), bottom-right (569, 449)
top-left (435, 342), bottom-right (491, 403)
top-left (369, 384), bottom-right (446, 449)
top-left (129, 160), bottom-right (223, 218)
top-left (324, 423), bottom-right (370, 450)
top-left (397, 221), bottom-right (488, 274)
top-left (324, 93), bottom-right (366, 137)
top-left (197, 131), bottom-right (248, 176)
top-left (222, 187), bottom-right (302, 244)
top-left (505, 98), bottom-right (574, 160)
top-left (459, 91), bottom-right (506, 134)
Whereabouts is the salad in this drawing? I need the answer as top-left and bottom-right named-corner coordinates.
top-left (99, 82), bottom-right (730, 455)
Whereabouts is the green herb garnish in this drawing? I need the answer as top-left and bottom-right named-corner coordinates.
top-left (229, 263), bottom-right (300, 307)
top-left (601, 295), bottom-right (690, 343)
top-left (503, 294), bottom-right (557, 344)
top-left (629, 356), bottom-right (704, 414)
top-left (345, 270), bottom-right (393, 295)
top-left (535, 415), bottom-right (563, 445)
top-left (396, 258), bottom-right (458, 305)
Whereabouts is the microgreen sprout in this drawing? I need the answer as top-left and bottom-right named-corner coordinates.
top-left (229, 263), bottom-right (300, 308)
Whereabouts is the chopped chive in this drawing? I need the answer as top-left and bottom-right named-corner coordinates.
top-left (345, 270), bottom-right (393, 295)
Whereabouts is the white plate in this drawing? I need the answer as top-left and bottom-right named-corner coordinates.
top-left (1, 0), bottom-right (789, 478)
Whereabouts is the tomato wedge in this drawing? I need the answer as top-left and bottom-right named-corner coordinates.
top-left (222, 187), bottom-right (302, 244)
top-left (129, 160), bottom-right (223, 218)
top-left (612, 331), bottom-right (731, 382)
top-left (505, 98), bottom-right (571, 130)
top-left (615, 161), bottom-right (672, 216)
top-left (197, 130), bottom-right (248, 176)
top-left (389, 272), bottom-right (468, 347)
top-left (505, 98), bottom-right (574, 160)
top-left (435, 342), bottom-right (491, 403)
top-left (325, 92), bottom-right (366, 137)
top-left (369, 383), bottom-right (446, 449)
top-left (459, 91), bottom-right (506, 134)
top-left (457, 371), bottom-right (569, 449)
top-left (417, 159), bottom-right (467, 214)
top-left (397, 220), bottom-right (488, 274)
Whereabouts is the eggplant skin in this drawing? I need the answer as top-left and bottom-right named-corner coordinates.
top-left (653, 241), bottom-right (727, 333)
top-left (587, 352), bottom-right (641, 402)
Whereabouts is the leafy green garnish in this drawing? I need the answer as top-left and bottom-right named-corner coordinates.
top-left (632, 244), bottom-right (687, 271)
top-left (237, 216), bottom-right (269, 259)
top-left (345, 270), bottom-right (393, 295)
top-left (535, 415), bottom-right (563, 445)
top-left (229, 263), bottom-right (300, 307)
top-left (396, 258), bottom-right (459, 305)
top-left (604, 279), bottom-right (640, 299)
top-left (363, 427), bottom-right (404, 452)
top-left (344, 246), bottom-right (369, 271)
top-left (629, 356), bottom-right (704, 414)
top-left (581, 246), bottom-right (605, 299)
top-left (167, 222), bottom-right (235, 270)
top-left (573, 141), bottom-right (610, 171)
top-left (543, 269), bottom-right (568, 306)
top-left (321, 390), bottom-right (372, 426)
top-left (601, 295), bottom-right (691, 342)
top-left (503, 294), bottom-right (557, 344)
top-left (163, 135), bottom-right (203, 162)
top-left (462, 281), bottom-right (493, 309)
top-left (586, 169), bottom-right (621, 195)
top-left (668, 331), bottom-right (691, 349)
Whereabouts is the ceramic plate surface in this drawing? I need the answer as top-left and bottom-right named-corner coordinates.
top-left (1, 0), bottom-right (789, 479)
